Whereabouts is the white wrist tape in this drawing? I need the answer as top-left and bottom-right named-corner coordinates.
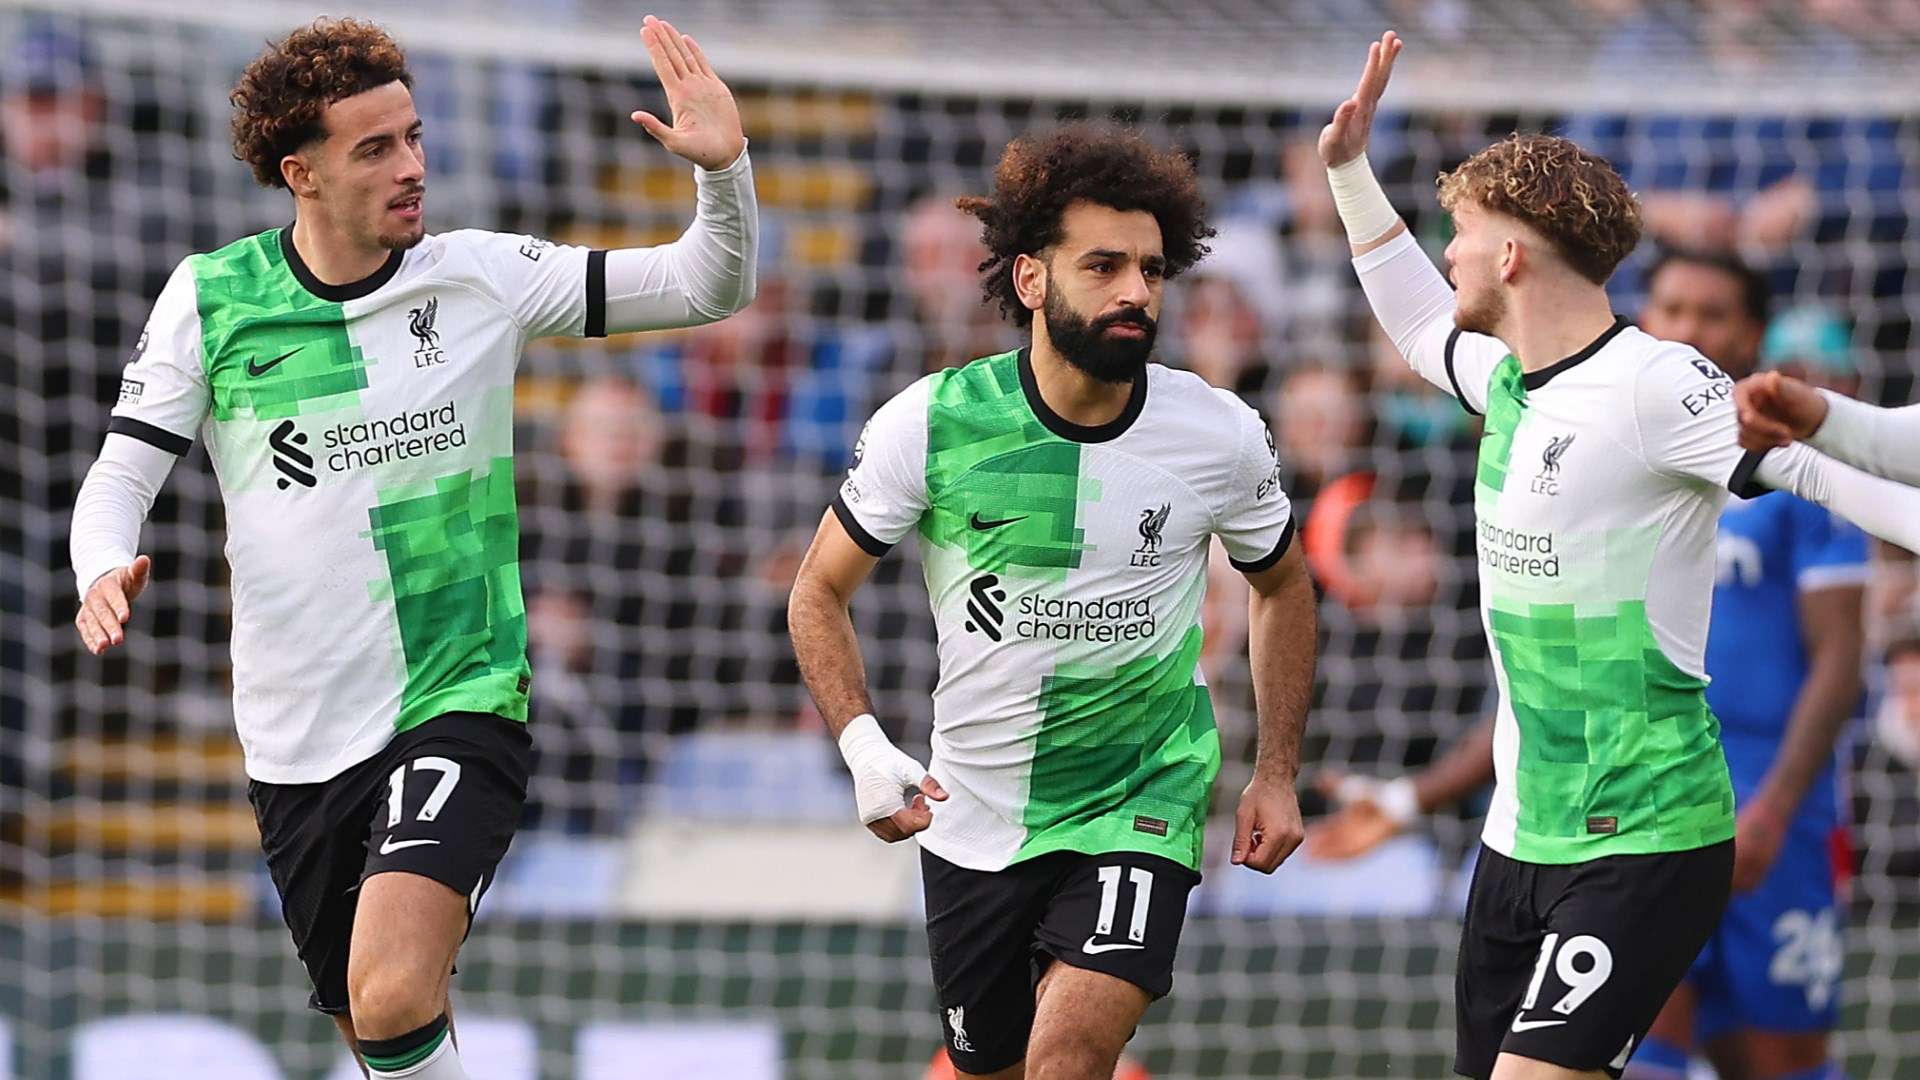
top-left (1327, 153), bottom-right (1400, 245)
top-left (1334, 774), bottom-right (1421, 827)
top-left (836, 714), bottom-right (931, 826)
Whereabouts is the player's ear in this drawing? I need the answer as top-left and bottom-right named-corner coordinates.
top-left (1013, 252), bottom-right (1047, 315)
top-left (281, 153), bottom-right (317, 200)
top-left (1498, 237), bottom-right (1522, 285)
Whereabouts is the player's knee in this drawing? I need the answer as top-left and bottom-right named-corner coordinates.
top-left (1025, 1028), bottom-right (1120, 1080)
top-left (345, 963), bottom-right (441, 1040)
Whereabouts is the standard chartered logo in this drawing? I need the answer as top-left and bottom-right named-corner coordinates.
top-left (1477, 521), bottom-right (1561, 578)
top-left (961, 573), bottom-right (1156, 644)
top-left (267, 401), bottom-right (468, 492)
top-left (963, 574), bottom-right (1008, 641)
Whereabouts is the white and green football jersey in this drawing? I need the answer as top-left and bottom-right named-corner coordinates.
top-left (1433, 317), bottom-right (1750, 864)
top-left (836, 349), bottom-right (1295, 873)
top-left (110, 226), bottom-right (606, 782)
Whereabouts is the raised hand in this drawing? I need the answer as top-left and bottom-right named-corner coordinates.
top-left (1735, 371), bottom-right (1829, 451)
top-left (76, 554), bottom-right (152, 656)
top-left (1318, 30), bottom-right (1403, 168)
top-left (631, 14), bottom-right (746, 171)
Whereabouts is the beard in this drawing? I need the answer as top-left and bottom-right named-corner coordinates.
top-left (1042, 286), bottom-right (1157, 384)
top-left (376, 225), bottom-right (426, 251)
top-left (1452, 279), bottom-right (1506, 337)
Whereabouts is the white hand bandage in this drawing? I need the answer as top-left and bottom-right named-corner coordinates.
top-left (836, 714), bottom-right (931, 826)
top-left (1333, 774), bottom-right (1420, 827)
top-left (1326, 153), bottom-right (1400, 245)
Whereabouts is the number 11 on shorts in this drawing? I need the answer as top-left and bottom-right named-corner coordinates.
top-left (1092, 865), bottom-right (1154, 946)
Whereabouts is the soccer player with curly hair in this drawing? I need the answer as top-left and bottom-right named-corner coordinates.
top-left (789, 123), bottom-right (1319, 1079)
top-left (1321, 31), bottom-right (1920, 1080)
top-left (69, 15), bottom-right (757, 1078)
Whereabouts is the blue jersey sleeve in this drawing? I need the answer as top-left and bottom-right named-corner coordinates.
top-left (1790, 499), bottom-right (1870, 593)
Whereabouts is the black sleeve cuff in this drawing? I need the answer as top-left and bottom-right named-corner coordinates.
top-left (1229, 515), bottom-right (1297, 574)
top-left (831, 495), bottom-right (893, 557)
top-left (107, 416), bottom-right (191, 455)
top-left (1728, 448), bottom-right (1773, 499)
top-left (584, 249), bottom-right (607, 338)
top-left (1443, 328), bottom-right (1482, 417)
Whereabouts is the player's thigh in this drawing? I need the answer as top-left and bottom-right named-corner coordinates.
top-left (1643, 979), bottom-right (1697, 1053)
top-left (248, 771), bottom-right (379, 1017)
top-left (1454, 846), bottom-right (1550, 1080)
top-left (350, 713), bottom-right (532, 1028)
top-left (1025, 959), bottom-right (1151, 1080)
top-left (346, 871), bottom-right (467, 1026)
top-left (923, 849), bottom-right (1054, 1077)
top-left (1491, 1052), bottom-right (1611, 1080)
top-left (1504, 842), bottom-right (1732, 1079)
top-left (1695, 832), bottom-right (1844, 1074)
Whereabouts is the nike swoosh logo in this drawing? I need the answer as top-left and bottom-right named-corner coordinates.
top-left (1081, 936), bottom-right (1146, 955)
top-left (378, 836), bottom-right (441, 854)
top-left (247, 347), bottom-right (302, 377)
top-left (969, 512), bottom-right (1027, 531)
top-left (1509, 1017), bottom-right (1567, 1033)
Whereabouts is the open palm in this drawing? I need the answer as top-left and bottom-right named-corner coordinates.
top-left (1318, 30), bottom-right (1403, 168)
top-left (631, 15), bottom-right (746, 172)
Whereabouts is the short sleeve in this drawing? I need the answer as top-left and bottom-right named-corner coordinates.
top-left (1631, 345), bottom-right (1765, 496)
top-left (1789, 500), bottom-right (1870, 593)
top-left (456, 230), bottom-right (605, 340)
top-left (108, 260), bottom-right (208, 454)
top-left (1215, 394), bottom-right (1296, 572)
top-left (832, 377), bottom-right (931, 556)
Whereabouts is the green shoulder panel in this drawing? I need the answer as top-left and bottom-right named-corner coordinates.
top-left (190, 229), bottom-right (369, 421)
top-left (920, 352), bottom-right (1092, 583)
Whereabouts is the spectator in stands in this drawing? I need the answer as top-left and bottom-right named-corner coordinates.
top-left (519, 376), bottom-right (751, 772)
top-left (894, 190), bottom-right (1010, 374)
top-left (1875, 623), bottom-right (1920, 772)
top-left (522, 587), bottom-right (623, 833)
top-left (1, 16), bottom-right (222, 750)
top-left (1271, 363), bottom-right (1368, 512)
top-left (1760, 303), bottom-right (1862, 398)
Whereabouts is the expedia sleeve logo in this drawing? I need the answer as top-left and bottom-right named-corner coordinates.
top-left (1680, 355), bottom-right (1735, 416)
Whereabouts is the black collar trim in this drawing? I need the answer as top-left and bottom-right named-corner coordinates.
top-left (279, 225), bottom-right (404, 302)
top-left (1522, 315), bottom-right (1631, 390)
top-left (1017, 347), bottom-right (1148, 444)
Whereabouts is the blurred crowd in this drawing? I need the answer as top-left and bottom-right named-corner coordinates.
top-left (1, 11), bottom-right (1916, 858)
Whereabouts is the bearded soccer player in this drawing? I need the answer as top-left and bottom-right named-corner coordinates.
top-left (1313, 247), bottom-right (1870, 1080)
top-left (1319, 31), bottom-right (1920, 1080)
top-left (68, 17), bottom-right (756, 1079)
top-left (787, 125), bottom-right (1317, 1080)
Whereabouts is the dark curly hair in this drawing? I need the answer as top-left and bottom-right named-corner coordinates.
top-left (1437, 133), bottom-right (1642, 286)
top-left (958, 124), bottom-right (1215, 327)
top-left (230, 18), bottom-right (413, 189)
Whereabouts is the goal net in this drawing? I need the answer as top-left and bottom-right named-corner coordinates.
top-left (3, 2), bottom-right (1918, 1077)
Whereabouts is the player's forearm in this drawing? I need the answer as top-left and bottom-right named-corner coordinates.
top-left (787, 574), bottom-right (877, 738)
top-left (1757, 445), bottom-right (1920, 554)
top-left (1411, 716), bottom-right (1496, 814)
top-left (1758, 597), bottom-right (1864, 818)
top-left (1246, 569), bottom-right (1317, 782)
top-left (69, 433), bottom-right (173, 597)
top-left (602, 146), bottom-right (759, 333)
top-left (1351, 229), bottom-right (1461, 383)
top-left (1809, 391), bottom-right (1920, 488)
